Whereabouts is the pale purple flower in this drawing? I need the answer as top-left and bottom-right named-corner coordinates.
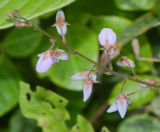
top-left (36, 50), bottom-right (53, 73)
top-left (54, 10), bottom-right (67, 42)
top-left (98, 28), bottom-right (116, 47)
top-left (83, 74), bottom-right (98, 102)
top-left (116, 56), bottom-right (135, 68)
top-left (107, 94), bottom-right (130, 118)
top-left (71, 71), bottom-right (98, 101)
top-left (36, 48), bottom-right (68, 73)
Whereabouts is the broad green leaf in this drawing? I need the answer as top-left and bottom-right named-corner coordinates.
top-left (108, 76), bottom-right (159, 110)
top-left (118, 13), bottom-right (160, 45)
top-left (71, 115), bottom-right (94, 132)
top-left (2, 28), bottom-right (42, 58)
top-left (66, 0), bottom-right (119, 15)
top-left (91, 16), bottom-right (132, 35)
top-left (9, 111), bottom-right (41, 132)
top-left (0, 56), bottom-right (20, 116)
top-left (115, 0), bottom-right (157, 11)
top-left (0, 0), bottom-right (76, 29)
top-left (118, 114), bottom-right (160, 132)
top-left (19, 81), bottom-right (70, 132)
top-left (66, 10), bottom-right (91, 25)
top-left (148, 96), bottom-right (160, 117)
top-left (36, 24), bottom-right (99, 91)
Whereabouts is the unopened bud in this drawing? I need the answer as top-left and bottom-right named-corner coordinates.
top-left (15, 22), bottom-right (28, 28)
top-left (117, 56), bottom-right (135, 68)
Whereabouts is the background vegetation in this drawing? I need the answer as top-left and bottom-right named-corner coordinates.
top-left (0, 0), bottom-right (160, 131)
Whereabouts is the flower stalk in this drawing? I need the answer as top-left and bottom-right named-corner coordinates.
top-left (8, 11), bottom-right (160, 90)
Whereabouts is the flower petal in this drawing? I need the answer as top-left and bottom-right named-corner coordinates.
top-left (128, 59), bottom-right (135, 68)
top-left (91, 74), bottom-right (99, 83)
top-left (117, 98), bottom-right (127, 118)
top-left (56, 49), bottom-right (68, 60)
top-left (83, 83), bottom-right (93, 102)
top-left (56, 10), bottom-right (65, 21)
top-left (98, 28), bottom-right (116, 46)
top-left (107, 101), bottom-right (118, 113)
top-left (56, 24), bottom-right (67, 36)
top-left (51, 57), bottom-right (58, 64)
top-left (36, 54), bottom-right (53, 73)
top-left (71, 71), bottom-right (89, 80)
top-left (71, 73), bottom-right (84, 80)
top-left (59, 53), bottom-right (68, 60)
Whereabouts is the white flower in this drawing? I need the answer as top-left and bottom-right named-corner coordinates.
top-left (116, 56), bottom-right (135, 68)
top-left (36, 48), bottom-right (68, 73)
top-left (54, 10), bottom-right (67, 41)
top-left (83, 74), bottom-right (98, 102)
top-left (98, 28), bottom-right (116, 47)
top-left (71, 71), bottom-right (98, 102)
top-left (36, 50), bottom-right (53, 73)
top-left (107, 94), bottom-right (130, 118)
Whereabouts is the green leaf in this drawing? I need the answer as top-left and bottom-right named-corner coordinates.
top-left (118, 114), bottom-right (160, 132)
top-left (101, 126), bottom-right (110, 132)
top-left (71, 115), bottom-right (94, 132)
top-left (19, 81), bottom-right (70, 132)
top-left (91, 16), bottom-right (132, 35)
top-left (9, 111), bottom-right (41, 132)
top-left (66, 0), bottom-right (119, 15)
top-left (115, 0), bottom-right (157, 11)
top-left (37, 24), bottom-right (99, 91)
top-left (0, 0), bottom-right (76, 29)
top-left (0, 56), bottom-right (20, 116)
top-left (2, 28), bottom-right (42, 58)
top-left (118, 13), bottom-right (160, 45)
top-left (66, 10), bottom-right (91, 25)
top-left (148, 96), bottom-right (160, 117)
top-left (108, 76), bottom-right (159, 110)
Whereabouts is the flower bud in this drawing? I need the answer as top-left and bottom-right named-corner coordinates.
top-left (117, 56), bottom-right (135, 68)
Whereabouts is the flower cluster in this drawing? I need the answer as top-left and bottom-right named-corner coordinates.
top-left (30, 10), bottom-right (157, 119)
top-left (36, 10), bottom-right (69, 73)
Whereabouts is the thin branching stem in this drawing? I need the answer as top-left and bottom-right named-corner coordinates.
top-left (13, 15), bottom-right (160, 90)
top-left (120, 79), bottom-right (127, 94)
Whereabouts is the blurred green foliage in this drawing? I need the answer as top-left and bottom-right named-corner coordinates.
top-left (0, 0), bottom-right (160, 132)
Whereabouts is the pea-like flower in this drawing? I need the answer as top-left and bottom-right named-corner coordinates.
top-left (116, 56), bottom-right (135, 68)
top-left (83, 74), bottom-right (98, 102)
top-left (36, 48), bottom-right (68, 73)
top-left (71, 71), bottom-right (98, 102)
top-left (107, 94), bottom-right (130, 118)
top-left (98, 28), bottom-right (116, 50)
top-left (54, 10), bottom-right (67, 42)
